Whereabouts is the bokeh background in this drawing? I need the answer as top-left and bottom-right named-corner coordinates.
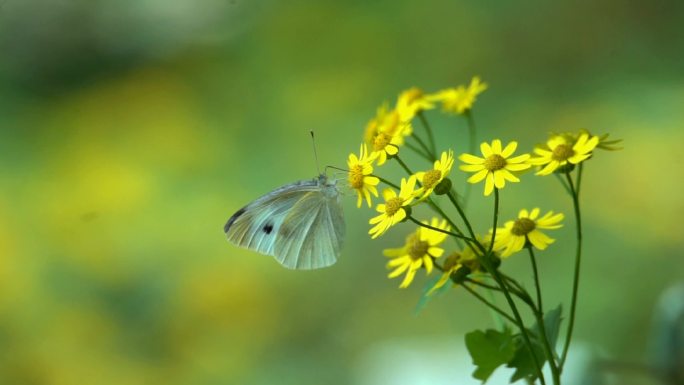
top-left (1, 0), bottom-right (683, 384)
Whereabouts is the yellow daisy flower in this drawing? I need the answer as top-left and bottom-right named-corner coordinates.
top-left (347, 144), bottom-right (379, 208)
top-left (528, 132), bottom-right (599, 176)
top-left (368, 176), bottom-right (417, 239)
top-left (429, 76), bottom-right (488, 115)
top-left (364, 106), bottom-right (412, 166)
top-left (414, 150), bottom-right (455, 200)
top-left (493, 208), bottom-right (564, 258)
top-left (459, 139), bottom-right (530, 196)
top-left (384, 218), bottom-right (449, 288)
top-left (396, 87), bottom-right (435, 122)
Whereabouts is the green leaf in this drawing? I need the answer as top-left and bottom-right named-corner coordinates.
top-left (465, 329), bottom-right (516, 383)
top-left (506, 334), bottom-right (546, 383)
top-left (541, 305), bottom-right (563, 349)
top-left (414, 274), bottom-right (450, 315)
top-left (506, 306), bottom-right (563, 383)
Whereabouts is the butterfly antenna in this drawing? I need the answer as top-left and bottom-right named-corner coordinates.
top-left (310, 130), bottom-right (322, 175)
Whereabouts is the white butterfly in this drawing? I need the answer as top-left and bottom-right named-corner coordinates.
top-left (224, 174), bottom-right (345, 270)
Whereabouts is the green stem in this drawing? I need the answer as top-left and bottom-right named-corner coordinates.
top-left (536, 307), bottom-right (562, 385)
top-left (486, 189), bottom-right (547, 384)
top-left (553, 173), bottom-right (572, 195)
top-left (462, 284), bottom-right (517, 324)
top-left (410, 133), bottom-right (436, 162)
top-left (372, 175), bottom-right (399, 190)
top-left (418, 112), bottom-right (437, 157)
top-left (393, 155), bottom-right (415, 177)
top-left (560, 170), bottom-right (584, 368)
top-left (405, 141), bottom-right (432, 162)
top-left (528, 247), bottom-right (544, 313)
top-left (407, 216), bottom-right (474, 242)
top-left (527, 249), bottom-right (562, 384)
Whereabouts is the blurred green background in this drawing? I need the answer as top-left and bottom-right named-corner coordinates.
top-left (1, 0), bottom-right (683, 384)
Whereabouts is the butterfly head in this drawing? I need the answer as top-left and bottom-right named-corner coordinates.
top-left (317, 174), bottom-right (340, 198)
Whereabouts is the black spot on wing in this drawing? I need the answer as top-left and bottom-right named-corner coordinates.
top-left (224, 207), bottom-right (246, 233)
top-left (263, 223), bottom-right (273, 234)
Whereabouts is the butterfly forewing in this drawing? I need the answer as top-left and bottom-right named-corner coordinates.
top-left (224, 180), bottom-right (319, 258)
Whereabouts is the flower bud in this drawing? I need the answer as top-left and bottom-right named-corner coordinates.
top-left (434, 178), bottom-right (452, 195)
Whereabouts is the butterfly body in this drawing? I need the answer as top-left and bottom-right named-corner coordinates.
top-left (224, 174), bottom-right (345, 270)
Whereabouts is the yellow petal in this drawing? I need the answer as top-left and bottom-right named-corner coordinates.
top-left (491, 139), bottom-right (502, 154)
top-left (484, 173), bottom-right (495, 196)
top-left (501, 141), bottom-right (518, 158)
top-left (493, 171), bottom-right (506, 189)
top-left (480, 142), bottom-right (493, 157)
top-left (459, 153), bottom-right (485, 165)
top-left (467, 169), bottom-right (489, 183)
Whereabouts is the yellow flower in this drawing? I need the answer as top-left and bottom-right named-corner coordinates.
top-left (430, 76), bottom-right (488, 115)
top-left (396, 87), bottom-right (435, 122)
top-left (364, 105), bottom-right (412, 165)
top-left (368, 176), bottom-right (417, 239)
top-left (493, 208), bottom-right (564, 257)
top-left (528, 132), bottom-right (599, 176)
top-left (576, 129), bottom-right (622, 151)
top-left (459, 139), bottom-right (530, 196)
top-left (414, 150), bottom-right (454, 200)
top-left (384, 218), bottom-right (449, 288)
top-left (347, 144), bottom-right (379, 208)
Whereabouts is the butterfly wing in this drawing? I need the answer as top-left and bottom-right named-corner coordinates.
top-left (224, 180), bottom-right (319, 258)
top-left (274, 188), bottom-right (345, 270)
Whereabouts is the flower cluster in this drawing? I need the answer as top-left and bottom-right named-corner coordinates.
top-left (340, 76), bottom-right (620, 384)
top-left (344, 76), bottom-right (620, 294)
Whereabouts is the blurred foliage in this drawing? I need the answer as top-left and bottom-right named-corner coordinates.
top-left (1, 0), bottom-right (683, 384)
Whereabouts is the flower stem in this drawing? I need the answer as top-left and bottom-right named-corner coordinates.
top-left (372, 175), bottom-right (399, 190)
top-left (560, 170), bottom-right (584, 368)
top-left (405, 141), bottom-right (433, 162)
top-left (418, 112), bottom-right (437, 157)
top-left (410, 133), bottom-right (436, 162)
top-left (462, 284), bottom-right (517, 324)
top-left (393, 155), bottom-right (415, 177)
top-left (527, 248), bottom-right (562, 384)
top-left (485, 189), bottom-right (547, 384)
top-left (527, 247), bottom-right (544, 313)
top-left (407, 216), bottom-right (474, 242)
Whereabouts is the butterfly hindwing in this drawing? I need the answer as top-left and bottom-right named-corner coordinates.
top-left (224, 180), bottom-right (319, 258)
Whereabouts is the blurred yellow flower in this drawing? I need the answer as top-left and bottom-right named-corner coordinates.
top-left (459, 139), bottom-right (530, 196)
top-left (430, 76), bottom-right (487, 115)
top-left (364, 107), bottom-right (412, 165)
top-left (529, 132), bottom-right (599, 175)
top-left (368, 176), bottom-right (417, 239)
top-left (347, 144), bottom-right (379, 208)
top-left (396, 87), bottom-right (435, 122)
top-left (414, 150), bottom-right (454, 200)
top-left (384, 218), bottom-right (449, 288)
top-left (493, 208), bottom-right (564, 257)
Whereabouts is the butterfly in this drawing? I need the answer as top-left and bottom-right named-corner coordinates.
top-left (224, 174), bottom-right (345, 270)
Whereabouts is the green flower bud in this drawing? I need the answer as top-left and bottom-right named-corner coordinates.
top-left (434, 178), bottom-right (452, 195)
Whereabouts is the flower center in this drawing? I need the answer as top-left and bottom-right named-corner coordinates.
top-left (484, 154), bottom-right (506, 171)
top-left (552, 144), bottom-right (575, 161)
top-left (511, 218), bottom-right (536, 236)
top-left (348, 165), bottom-right (364, 189)
top-left (373, 132), bottom-right (391, 151)
top-left (385, 197), bottom-right (404, 216)
top-left (422, 169), bottom-right (442, 189)
top-left (408, 236), bottom-right (429, 260)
